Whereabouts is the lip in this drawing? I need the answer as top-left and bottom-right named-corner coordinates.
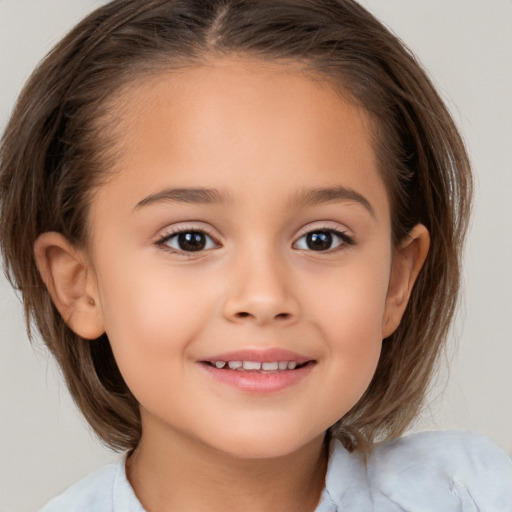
top-left (198, 347), bottom-right (316, 394)
top-left (201, 347), bottom-right (312, 365)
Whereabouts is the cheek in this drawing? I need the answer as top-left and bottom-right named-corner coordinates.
top-left (94, 268), bottom-right (213, 411)
top-left (308, 254), bottom-right (391, 338)
top-left (95, 255), bottom-right (216, 371)
top-left (326, 292), bottom-right (384, 388)
top-left (304, 256), bottom-right (390, 404)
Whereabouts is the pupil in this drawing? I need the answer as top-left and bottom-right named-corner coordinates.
top-left (178, 232), bottom-right (206, 251)
top-left (307, 231), bottom-right (332, 251)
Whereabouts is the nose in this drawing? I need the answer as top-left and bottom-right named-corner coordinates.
top-left (222, 248), bottom-right (300, 326)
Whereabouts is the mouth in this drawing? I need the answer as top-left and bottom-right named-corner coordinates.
top-left (198, 349), bottom-right (316, 393)
top-left (202, 360), bottom-right (313, 372)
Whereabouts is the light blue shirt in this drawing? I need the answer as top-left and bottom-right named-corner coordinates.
top-left (41, 430), bottom-right (512, 511)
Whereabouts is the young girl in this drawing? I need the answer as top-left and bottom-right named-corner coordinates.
top-left (1, 0), bottom-right (511, 510)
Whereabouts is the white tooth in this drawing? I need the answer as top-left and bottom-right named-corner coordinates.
top-left (287, 361), bottom-right (297, 370)
top-left (228, 361), bottom-right (242, 369)
top-left (262, 362), bottom-right (279, 371)
top-left (278, 361), bottom-right (288, 370)
top-left (215, 361), bottom-right (226, 369)
top-left (243, 361), bottom-right (261, 370)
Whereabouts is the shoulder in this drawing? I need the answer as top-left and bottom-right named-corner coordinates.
top-left (322, 431), bottom-right (512, 511)
top-left (39, 458), bottom-right (144, 512)
top-left (39, 461), bottom-right (118, 512)
top-left (367, 430), bottom-right (512, 511)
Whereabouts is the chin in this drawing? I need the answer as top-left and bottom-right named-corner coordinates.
top-left (207, 428), bottom-right (325, 461)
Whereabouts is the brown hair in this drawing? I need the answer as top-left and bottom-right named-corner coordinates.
top-left (0, 0), bottom-right (472, 452)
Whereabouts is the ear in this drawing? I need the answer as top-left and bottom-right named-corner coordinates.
top-left (382, 224), bottom-right (430, 339)
top-left (34, 232), bottom-right (105, 340)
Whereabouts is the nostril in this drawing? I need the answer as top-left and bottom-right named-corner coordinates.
top-left (229, 309), bottom-right (296, 323)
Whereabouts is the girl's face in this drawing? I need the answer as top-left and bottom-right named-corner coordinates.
top-left (72, 59), bottom-right (422, 459)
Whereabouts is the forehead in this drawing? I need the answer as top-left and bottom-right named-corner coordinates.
top-left (94, 57), bottom-right (388, 219)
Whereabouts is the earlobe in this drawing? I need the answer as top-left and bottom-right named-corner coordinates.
top-left (382, 224), bottom-right (430, 339)
top-left (34, 232), bottom-right (105, 340)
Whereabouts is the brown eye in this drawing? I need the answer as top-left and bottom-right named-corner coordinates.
top-left (161, 230), bottom-right (217, 252)
top-left (177, 232), bottom-right (206, 251)
top-left (306, 231), bottom-right (332, 251)
top-left (294, 229), bottom-right (352, 252)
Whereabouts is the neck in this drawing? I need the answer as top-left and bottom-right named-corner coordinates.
top-left (126, 425), bottom-right (328, 512)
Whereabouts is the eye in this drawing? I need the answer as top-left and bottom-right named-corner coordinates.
top-left (158, 230), bottom-right (218, 253)
top-left (294, 229), bottom-right (352, 252)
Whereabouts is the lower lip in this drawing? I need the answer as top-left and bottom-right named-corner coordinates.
top-left (199, 363), bottom-right (315, 393)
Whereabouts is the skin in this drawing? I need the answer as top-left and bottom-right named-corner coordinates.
top-left (34, 58), bottom-right (429, 512)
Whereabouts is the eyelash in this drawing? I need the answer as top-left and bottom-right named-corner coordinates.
top-left (155, 226), bottom-right (354, 255)
top-left (293, 227), bottom-right (354, 253)
top-left (155, 227), bottom-right (219, 256)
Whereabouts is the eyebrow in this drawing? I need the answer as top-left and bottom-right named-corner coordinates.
top-left (290, 186), bottom-right (375, 218)
top-left (134, 187), bottom-right (230, 210)
top-left (133, 185), bottom-right (375, 217)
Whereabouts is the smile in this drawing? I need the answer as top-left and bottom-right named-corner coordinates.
top-left (199, 349), bottom-right (316, 393)
top-left (206, 360), bottom-right (306, 372)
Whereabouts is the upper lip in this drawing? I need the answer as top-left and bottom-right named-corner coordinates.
top-left (201, 348), bottom-right (313, 364)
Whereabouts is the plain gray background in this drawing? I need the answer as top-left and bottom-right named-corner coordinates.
top-left (1, 1), bottom-right (511, 510)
